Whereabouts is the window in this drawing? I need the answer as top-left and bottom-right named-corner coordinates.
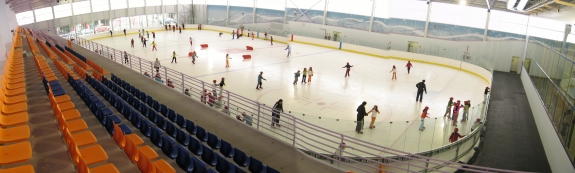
top-left (328, 0), bottom-right (372, 16)
top-left (92, 0), bottom-right (110, 12)
top-left (256, 0), bottom-right (284, 11)
top-left (54, 4), bottom-right (72, 18)
top-left (34, 7), bottom-right (53, 22)
top-left (146, 0), bottom-right (161, 6)
top-left (286, 0), bottom-right (325, 11)
top-left (16, 11), bottom-right (34, 25)
top-left (430, 3), bottom-right (487, 29)
top-left (374, 0), bottom-right (428, 21)
top-left (488, 10), bottom-right (529, 35)
top-left (164, 0), bottom-right (178, 5)
top-left (528, 17), bottom-right (567, 41)
top-left (229, 0), bottom-right (253, 7)
top-left (206, 0), bottom-right (227, 6)
top-left (111, 0), bottom-right (128, 10)
top-left (129, 0), bottom-right (145, 8)
top-left (73, 1), bottom-right (91, 15)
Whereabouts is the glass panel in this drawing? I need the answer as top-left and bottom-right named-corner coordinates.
top-left (73, 1), bottom-right (91, 15)
top-left (54, 4), bottom-right (73, 18)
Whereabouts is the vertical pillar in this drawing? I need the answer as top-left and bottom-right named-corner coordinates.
top-left (144, 0), bottom-right (148, 27)
top-left (424, 1), bottom-right (431, 38)
top-left (283, 0), bottom-right (288, 24)
top-left (160, 0), bottom-right (164, 25)
top-left (127, 0), bottom-right (131, 29)
top-left (483, 10), bottom-right (490, 41)
top-left (89, 0), bottom-right (94, 31)
top-left (51, 6), bottom-right (56, 33)
top-left (368, 0), bottom-right (375, 32)
top-left (109, 0), bottom-right (113, 31)
top-left (322, 0), bottom-right (328, 25)
top-left (30, 1), bottom-right (37, 30)
top-left (253, 0), bottom-right (256, 23)
top-left (176, 0), bottom-right (179, 25)
top-left (226, 0), bottom-right (230, 26)
top-left (0, 0), bottom-right (11, 61)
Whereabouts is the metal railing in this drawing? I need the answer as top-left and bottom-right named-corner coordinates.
top-left (35, 29), bottom-right (527, 172)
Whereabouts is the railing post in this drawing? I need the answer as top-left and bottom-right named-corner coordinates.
top-left (226, 90), bottom-right (230, 115)
top-left (256, 103), bottom-right (261, 130)
top-left (455, 143), bottom-right (460, 161)
top-left (181, 73), bottom-right (185, 93)
top-left (150, 61), bottom-right (154, 77)
top-left (292, 117), bottom-right (296, 146)
top-left (164, 67), bottom-right (168, 81)
top-left (106, 46), bottom-right (109, 58)
top-left (338, 134), bottom-right (344, 168)
top-left (130, 55), bottom-right (133, 69)
top-left (139, 58), bottom-right (142, 74)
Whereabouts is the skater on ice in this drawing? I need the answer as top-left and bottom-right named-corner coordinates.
top-left (343, 62), bottom-right (353, 77)
top-left (389, 65), bottom-right (397, 80)
top-left (154, 58), bottom-right (161, 73)
top-left (449, 128), bottom-right (466, 143)
top-left (419, 106), bottom-right (430, 131)
top-left (256, 71), bottom-right (266, 90)
top-left (301, 68), bottom-right (307, 83)
top-left (285, 44), bottom-right (291, 57)
top-left (171, 51), bottom-right (178, 63)
top-left (225, 54), bottom-right (231, 67)
top-left (356, 101), bottom-right (368, 134)
top-left (307, 67), bottom-right (313, 83)
top-left (406, 61), bottom-right (413, 74)
top-left (293, 70), bottom-right (301, 85)
top-left (444, 97), bottom-right (454, 118)
top-left (271, 99), bottom-right (284, 127)
top-left (415, 80), bottom-right (427, 102)
top-left (367, 105), bottom-right (380, 129)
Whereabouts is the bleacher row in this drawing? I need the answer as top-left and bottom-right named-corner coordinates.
top-left (23, 27), bottom-right (280, 173)
top-left (0, 26), bottom-right (34, 173)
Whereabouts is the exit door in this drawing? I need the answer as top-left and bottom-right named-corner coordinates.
top-left (511, 56), bottom-right (520, 72)
top-left (333, 31), bottom-right (341, 42)
top-left (408, 41), bottom-right (419, 53)
top-left (524, 58), bottom-right (532, 73)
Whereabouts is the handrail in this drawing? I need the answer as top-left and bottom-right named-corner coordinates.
top-left (35, 29), bottom-right (530, 173)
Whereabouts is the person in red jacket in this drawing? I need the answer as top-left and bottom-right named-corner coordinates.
top-left (406, 61), bottom-right (413, 74)
top-left (452, 100), bottom-right (463, 126)
top-left (449, 128), bottom-right (466, 143)
top-left (419, 106), bottom-right (430, 131)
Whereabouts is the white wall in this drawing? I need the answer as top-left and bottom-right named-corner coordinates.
top-left (283, 21), bottom-right (523, 72)
top-left (521, 67), bottom-right (575, 173)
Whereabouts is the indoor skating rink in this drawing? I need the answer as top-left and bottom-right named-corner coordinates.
top-left (91, 29), bottom-right (489, 155)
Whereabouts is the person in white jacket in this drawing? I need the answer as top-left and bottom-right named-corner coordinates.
top-left (307, 67), bottom-right (313, 83)
top-left (154, 58), bottom-right (161, 73)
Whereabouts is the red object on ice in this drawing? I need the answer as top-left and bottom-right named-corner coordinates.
top-left (246, 46), bottom-right (253, 50)
top-left (188, 52), bottom-right (194, 56)
top-left (200, 44), bottom-right (208, 48)
top-left (243, 55), bottom-right (251, 59)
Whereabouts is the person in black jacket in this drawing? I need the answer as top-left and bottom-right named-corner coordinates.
top-left (356, 101), bottom-right (367, 134)
top-left (272, 99), bottom-right (284, 127)
top-left (416, 80), bottom-right (427, 102)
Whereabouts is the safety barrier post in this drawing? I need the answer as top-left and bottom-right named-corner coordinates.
top-left (130, 55), bottom-right (133, 69)
top-left (227, 90), bottom-right (230, 115)
top-left (292, 118), bottom-right (296, 146)
top-left (181, 73), bottom-right (185, 93)
top-left (256, 103), bottom-right (261, 130)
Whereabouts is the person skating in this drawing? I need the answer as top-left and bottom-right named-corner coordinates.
top-left (179, 26), bottom-right (182, 33)
top-left (146, 31), bottom-right (149, 38)
top-left (123, 29), bottom-right (126, 36)
top-left (406, 61), bottom-right (413, 74)
top-left (124, 51), bottom-right (129, 64)
top-left (444, 97), bottom-right (454, 118)
top-left (270, 36), bottom-right (273, 45)
top-left (173, 25), bottom-right (176, 32)
top-left (307, 67), bottom-right (313, 83)
top-left (151, 41), bottom-right (157, 51)
top-left (285, 44), bottom-right (291, 57)
top-left (343, 62), bottom-right (353, 77)
top-left (191, 51), bottom-right (198, 64)
top-left (367, 105), bottom-right (380, 129)
top-left (484, 87), bottom-right (490, 101)
top-left (165, 24), bottom-right (168, 30)
top-left (448, 128), bottom-right (466, 143)
top-left (171, 51), bottom-right (178, 63)
top-left (218, 77), bottom-right (225, 96)
top-left (219, 32), bottom-right (223, 37)
top-left (130, 38), bottom-right (134, 48)
top-left (356, 101), bottom-right (368, 134)
top-left (138, 31), bottom-right (141, 38)
top-left (256, 71), bottom-right (266, 90)
top-left (452, 100), bottom-right (463, 126)
top-left (293, 70), bottom-right (301, 85)
top-left (182, 23), bottom-right (185, 29)
top-left (415, 80), bottom-right (427, 102)
top-left (189, 37), bottom-right (194, 46)
top-left (152, 32), bottom-right (155, 38)
top-left (301, 68), bottom-right (307, 83)
top-left (419, 106), bottom-right (430, 131)
top-left (390, 65), bottom-right (397, 80)
top-left (252, 32), bottom-right (255, 40)
top-left (154, 58), bottom-right (161, 73)
top-left (236, 30), bottom-right (240, 39)
top-left (167, 79), bottom-right (174, 88)
top-left (212, 80), bottom-right (218, 98)
top-left (109, 30), bottom-right (113, 37)
top-left (232, 30), bottom-right (235, 39)
top-left (264, 32), bottom-right (268, 40)
top-left (462, 100), bottom-right (470, 122)
top-left (271, 99), bottom-right (284, 127)
top-left (225, 54), bottom-right (231, 67)
top-left (142, 38), bottom-right (147, 47)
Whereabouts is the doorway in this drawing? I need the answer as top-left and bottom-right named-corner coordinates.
top-left (333, 31), bottom-right (341, 42)
top-left (511, 56), bottom-right (520, 73)
top-left (524, 58), bottom-right (532, 73)
top-left (408, 41), bottom-right (419, 53)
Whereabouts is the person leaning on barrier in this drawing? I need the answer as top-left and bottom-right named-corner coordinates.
top-left (184, 89), bottom-right (191, 97)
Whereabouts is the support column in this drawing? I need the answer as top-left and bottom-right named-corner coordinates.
top-left (161, 0), bottom-right (164, 25)
top-left (0, 0), bottom-right (13, 61)
top-left (109, 0), bottom-right (113, 31)
top-left (89, 0), bottom-right (94, 31)
top-left (253, 0), bottom-right (256, 23)
top-left (30, 1), bottom-right (37, 30)
top-left (51, 6), bottom-right (56, 33)
top-left (423, 1), bottom-right (431, 38)
top-left (322, 0), bottom-right (328, 25)
top-left (126, 0), bottom-right (131, 29)
top-left (483, 10), bottom-right (490, 41)
top-left (144, 0), bottom-right (148, 27)
top-left (226, 0), bottom-right (230, 26)
top-left (284, 0), bottom-right (288, 24)
top-left (70, 0), bottom-right (76, 35)
top-left (368, 0), bottom-right (375, 32)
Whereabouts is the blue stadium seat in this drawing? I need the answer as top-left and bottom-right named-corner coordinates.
top-left (140, 92), bottom-right (148, 102)
top-left (192, 157), bottom-right (209, 173)
top-left (185, 120), bottom-right (197, 135)
top-left (207, 133), bottom-right (221, 150)
top-left (157, 116), bottom-right (168, 130)
top-left (176, 129), bottom-right (191, 146)
top-left (220, 140), bottom-right (235, 158)
top-left (118, 124), bottom-right (133, 134)
top-left (176, 114), bottom-right (187, 128)
top-left (140, 104), bottom-right (150, 118)
top-left (233, 150), bottom-right (250, 167)
top-left (176, 148), bottom-right (195, 172)
top-left (159, 104), bottom-right (168, 116)
top-left (248, 157), bottom-right (265, 173)
top-left (152, 100), bottom-right (160, 111)
top-left (161, 136), bottom-right (179, 159)
top-left (196, 126), bottom-right (208, 142)
top-left (201, 145), bottom-right (218, 167)
top-left (166, 122), bottom-right (178, 138)
top-left (188, 137), bottom-right (204, 156)
top-left (148, 110), bottom-right (158, 123)
top-left (140, 119), bottom-right (152, 137)
top-left (167, 109), bottom-right (177, 122)
top-left (151, 127), bottom-right (164, 147)
top-left (108, 114), bottom-right (122, 124)
top-left (131, 114), bottom-right (143, 128)
top-left (216, 154), bottom-right (234, 173)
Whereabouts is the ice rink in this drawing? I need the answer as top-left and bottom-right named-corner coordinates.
top-left (91, 29), bottom-right (489, 154)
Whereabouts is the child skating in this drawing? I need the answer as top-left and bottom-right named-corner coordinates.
top-left (191, 51), bottom-right (198, 64)
top-left (124, 51), bottom-right (129, 64)
top-left (285, 44), bottom-right (291, 57)
top-left (301, 68), bottom-right (307, 83)
top-left (131, 39), bottom-right (134, 48)
top-left (264, 32), bottom-right (268, 40)
top-left (154, 58), bottom-right (161, 73)
top-left (293, 70), bottom-right (301, 85)
top-left (419, 106), bottom-right (430, 131)
top-left (232, 30), bottom-right (235, 39)
top-left (171, 51), bottom-right (178, 63)
top-left (189, 37), bottom-right (194, 46)
top-left (225, 54), bottom-right (231, 67)
top-left (444, 97), bottom-right (454, 118)
top-left (307, 67), bottom-right (313, 83)
top-left (219, 78), bottom-right (225, 96)
top-left (406, 61), bottom-right (413, 74)
top-left (256, 71), bottom-right (266, 90)
top-left (151, 41), bottom-right (157, 51)
top-left (462, 100), bottom-right (470, 122)
top-left (452, 100), bottom-right (463, 126)
top-left (367, 105), bottom-right (380, 129)
top-left (448, 128), bottom-right (466, 143)
top-left (389, 65), bottom-right (397, 80)
top-left (270, 36), bottom-right (274, 45)
top-left (212, 80), bottom-right (218, 98)
top-left (343, 62), bottom-right (353, 77)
